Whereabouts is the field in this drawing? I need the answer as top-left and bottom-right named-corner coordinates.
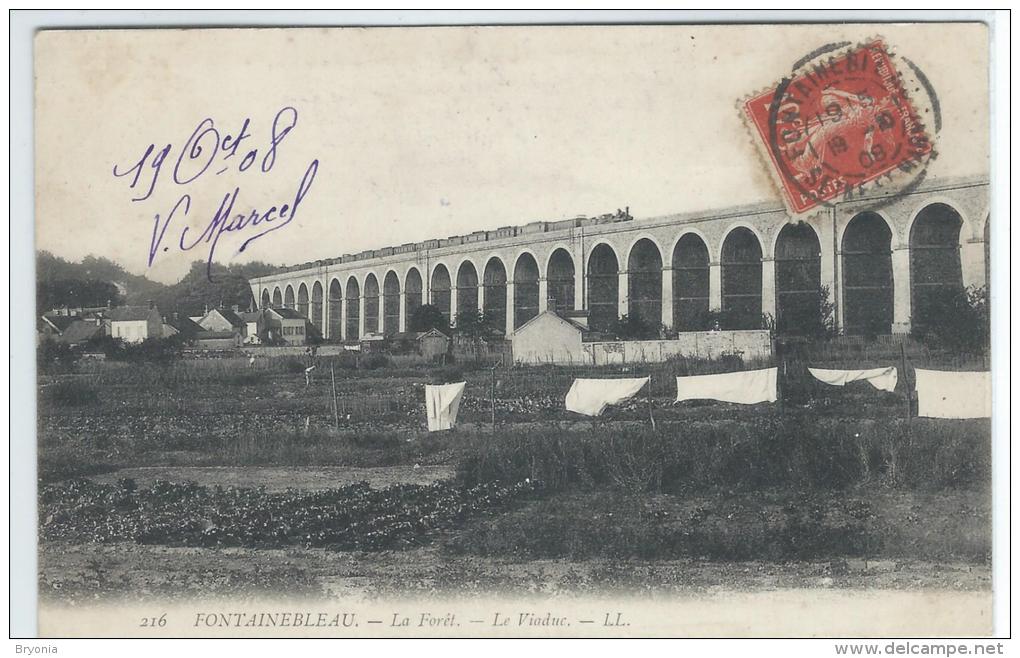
top-left (37, 342), bottom-right (992, 605)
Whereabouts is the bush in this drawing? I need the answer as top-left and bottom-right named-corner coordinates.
top-left (912, 286), bottom-right (989, 354)
top-left (361, 353), bottom-right (390, 370)
top-left (37, 339), bottom-right (78, 374)
top-left (454, 417), bottom-right (990, 493)
top-left (607, 313), bottom-right (658, 340)
top-left (776, 285), bottom-right (836, 338)
top-left (87, 335), bottom-right (184, 364)
top-left (119, 337), bottom-right (184, 364)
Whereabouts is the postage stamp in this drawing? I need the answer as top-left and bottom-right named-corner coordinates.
top-left (743, 39), bottom-right (936, 216)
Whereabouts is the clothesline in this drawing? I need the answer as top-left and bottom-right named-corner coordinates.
top-left (419, 365), bottom-right (991, 429)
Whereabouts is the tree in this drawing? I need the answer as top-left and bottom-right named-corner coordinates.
top-left (608, 312), bottom-right (658, 341)
top-left (409, 304), bottom-right (449, 333)
top-left (777, 285), bottom-right (836, 338)
top-left (912, 285), bottom-right (989, 354)
top-left (37, 278), bottom-right (124, 310)
top-left (453, 309), bottom-right (492, 339)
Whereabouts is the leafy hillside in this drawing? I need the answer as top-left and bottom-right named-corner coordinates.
top-left (36, 251), bottom-right (279, 318)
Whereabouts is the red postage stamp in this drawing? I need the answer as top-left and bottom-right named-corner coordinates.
top-left (743, 39), bottom-right (935, 215)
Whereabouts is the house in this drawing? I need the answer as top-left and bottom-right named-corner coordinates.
top-left (264, 307), bottom-right (307, 345)
top-left (510, 310), bottom-right (593, 364)
top-left (197, 307), bottom-right (247, 339)
top-left (55, 318), bottom-right (105, 347)
top-left (107, 304), bottom-right (163, 343)
top-left (164, 314), bottom-right (203, 341)
top-left (239, 311), bottom-right (264, 345)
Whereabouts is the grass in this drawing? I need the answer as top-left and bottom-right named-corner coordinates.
top-left (452, 420), bottom-right (990, 493)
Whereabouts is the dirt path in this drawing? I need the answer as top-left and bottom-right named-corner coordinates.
top-left (90, 465), bottom-right (455, 491)
top-left (38, 541), bottom-right (992, 605)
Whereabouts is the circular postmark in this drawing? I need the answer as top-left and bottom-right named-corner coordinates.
top-left (743, 39), bottom-right (940, 216)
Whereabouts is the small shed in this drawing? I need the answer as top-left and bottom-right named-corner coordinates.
top-left (418, 328), bottom-right (450, 360)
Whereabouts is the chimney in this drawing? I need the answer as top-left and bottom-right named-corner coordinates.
top-left (147, 299), bottom-right (155, 310)
top-left (106, 299), bottom-right (112, 309)
top-left (232, 304), bottom-right (239, 313)
top-left (173, 312), bottom-right (179, 322)
top-left (204, 304), bottom-right (209, 315)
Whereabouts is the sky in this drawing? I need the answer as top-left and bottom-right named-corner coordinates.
top-left (35, 23), bottom-right (989, 283)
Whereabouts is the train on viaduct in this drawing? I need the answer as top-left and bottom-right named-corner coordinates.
top-left (247, 175), bottom-right (989, 342)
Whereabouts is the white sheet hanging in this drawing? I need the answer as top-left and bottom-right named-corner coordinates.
top-left (808, 366), bottom-right (898, 392)
top-left (675, 368), bottom-right (778, 405)
top-left (564, 377), bottom-right (649, 416)
top-left (914, 369), bottom-right (991, 419)
top-left (424, 381), bottom-right (467, 431)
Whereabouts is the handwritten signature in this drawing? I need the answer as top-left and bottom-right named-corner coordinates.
top-left (113, 106), bottom-right (318, 279)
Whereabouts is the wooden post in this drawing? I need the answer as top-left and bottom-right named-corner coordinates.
top-left (330, 364), bottom-right (339, 430)
top-left (901, 341), bottom-right (911, 428)
top-left (647, 379), bottom-right (656, 430)
top-left (490, 361), bottom-right (497, 433)
top-left (772, 338), bottom-right (783, 413)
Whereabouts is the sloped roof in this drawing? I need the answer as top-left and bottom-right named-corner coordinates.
top-left (512, 309), bottom-right (591, 337)
top-left (268, 307), bottom-right (305, 320)
top-left (57, 320), bottom-right (102, 345)
top-left (168, 316), bottom-right (203, 338)
top-left (209, 308), bottom-right (245, 328)
top-left (41, 315), bottom-right (76, 332)
top-left (239, 311), bottom-right (262, 323)
top-left (107, 305), bottom-right (157, 322)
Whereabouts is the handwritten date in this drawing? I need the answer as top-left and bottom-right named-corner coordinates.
top-left (113, 107), bottom-right (318, 279)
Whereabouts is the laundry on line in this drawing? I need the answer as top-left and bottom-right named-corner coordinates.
top-left (565, 377), bottom-right (650, 417)
top-left (914, 369), bottom-right (991, 419)
top-left (675, 368), bottom-right (778, 405)
top-left (424, 381), bottom-right (467, 431)
top-left (808, 366), bottom-right (898, 392)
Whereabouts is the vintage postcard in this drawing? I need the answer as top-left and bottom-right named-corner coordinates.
top-left (32, 22), bottom-right (994, 638)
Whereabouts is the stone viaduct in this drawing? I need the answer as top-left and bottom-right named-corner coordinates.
top-left (248, 175), bottom-right (989, 341)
